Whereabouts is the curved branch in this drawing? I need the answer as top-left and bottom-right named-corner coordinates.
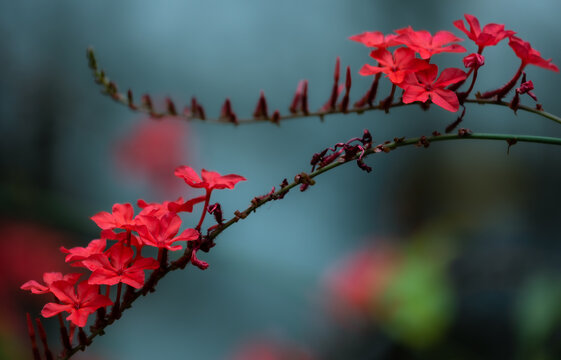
top-left (60, 130), bottom-right (561, 359)
top-left (86, 48), bottom-right (561, 127)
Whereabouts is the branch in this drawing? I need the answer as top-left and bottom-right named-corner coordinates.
top-left (58, 130), bottom-right (561, 359)
top-left (86, 48), bottom-right (561, 127)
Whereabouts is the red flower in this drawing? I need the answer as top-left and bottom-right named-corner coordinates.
top-left (41, 280), bottom-right (113, 327)
top-left (100, 229), bottom-right (144, 249)
top-left (83, 243), bottom-right (159, 289)
top-left (21, 272), bottom-right (82, 294)
top-left (349, 31), bottom-right (400, 49)
top-left (60, 238), bottom-right (107, 266)
top-left (359, 47), bottom-right (430, 84)
top-left (401, 64), bottom-right (467, 112)
top-left (91, 203), bottom-right (137, 231)
top-left (137, 196), bottom-right (206, 217)
top-left (453, 14), bottom-right (515, 50)
top-left (508, 36), bottom-right (559, 72)
top-left (395, 26), bottom-right (466, 59)
top-left (136, 213), bottom-right (199, 251)
top-left (174, 166), bottom-right (247, 193)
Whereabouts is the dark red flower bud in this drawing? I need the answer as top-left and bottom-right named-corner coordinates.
top-left (127, 89), bottom-right (136, 109)
top-left (271, 110), bottom-right (280, 124)
top-left (289, 80), bottom-right (305, 114)
top-left (220, 98), bottom-right (238, 125)
top-left (339, 66), bottom-right (352, 112)
top-left (166, 98), bottom-right (177, 115)
top-left (301, 80), bottom-right (309, 115)
top-left (253, 90), bottom-right (269, 119)
top-left (463, 53), bottom-right (485, 68)
top-left (26, 313), bottom-right (40, 360)
top-left (141, 94), bottom-right (154, 112)
top-left (35, 318), bottom-right (53, 360)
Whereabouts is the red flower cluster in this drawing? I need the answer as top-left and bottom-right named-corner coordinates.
top-left (21, 166), bottom-right (246, 329)
top-left (352, 14), bottom-right (558, 111)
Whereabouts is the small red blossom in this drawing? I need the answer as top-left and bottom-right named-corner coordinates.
top-left (401, 64), bottom-right (467, 112)
top-left (100, 229), bottom-right (143, 249)
top-left (453, 14), bottom-right (515, 50)
top-left (349, 31), bottom-right (400, 49)
top-left (60, 239), bottom-right (107, 266)
top-left (91, 203), bottom-right (137, 231)
top-left (136, 213), bottom-right (199, 251)
top-left (508, 36), bottom-right (559, 72)
top-left (174, 166), bottom-right (247, 193)
top-left (359, 47), bottom-right (430, 84)
top-left (137, 196), bottom-right (206, 217)
top-left (395, 26), bottom-right (466, 59)
top-left (83, 243), bottom-right (159, 289)
top-left (21, 272), bottom-right (82, 294)
top-left (41, 280), bottom-right (113, 327)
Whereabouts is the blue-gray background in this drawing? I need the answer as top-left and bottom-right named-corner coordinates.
top-left (2, 1), bottom-right (561, 359)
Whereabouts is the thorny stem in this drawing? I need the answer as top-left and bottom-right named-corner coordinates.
top-left (87, 49), bottom-right (561, 127)
top-left (57, 131), bottom-right (561, 359)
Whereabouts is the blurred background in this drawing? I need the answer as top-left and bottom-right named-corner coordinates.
top-left (2, 1), bottom-right (561, 359)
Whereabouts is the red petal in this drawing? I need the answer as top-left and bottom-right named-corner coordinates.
top-left (121, 271), bottom-right (145, 288)
top-left (415, 64), bottom-right (439, 85)
top-left (433, 67), bottom-right (467, 88)
top-left (430, 89), bottom-right (460, 112)
top-left (21, 280), bottom-right (49, 294)
top-left (202, 170), bottom-right (246, 190)
top-left (90, 211), bottom-right (115, 230)
top-left (41, 303), bottom-right (72, 318)
top-left (107, 242), bottom-right (134, 270)
top-left (402, 85), bottom-right (429, 104)
top-left (49, 280), bottom-right (78, 304)
top-left (174, 228), bottom-right (200, 242)
top-left (88, 269), bottom-right (121, 286)
top-left (464, 14), bottom-right (481, 37)
top-left (174, 166), bottom-right (204, 188)
top-left (358, 64), bottom-right (383, 76)
top-left (432, 31), bottom-right (464, 47)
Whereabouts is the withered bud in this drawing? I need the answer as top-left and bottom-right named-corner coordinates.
top-left (234, 210), bottom-right (247, 219)
top-left (166, 98), bottom-right (177, 115)
top-left (208, 203), bottom-right (223, 224)
top-left (35, 318), bottom-right (54, 360)
top-left (220, 98), bottom-right (238, 125)
top-left (78, 328), bottom-right (91, 347)
top-left (457, 128), bottom-right (473, 137)
top-left (357, 159), bottom-right (372, 173)
top-left (127, 89), bottom-right (136, 109)
top-left (253, 90), bottom-right (269, 119)
top-left (354, 73), bottom-right (380, 108)
top-left (197, 103), bottom-right (206, 120)
top-left (301, 80), bottom-right (309, 115)
top-left (509, 92), bottom-right (520, 113)
top-left (463, 53), bottom-right (485, 69)
top-left (339, 67), bottom-right (351, 112)
top-left (290, 80), bottom-right (305, 114)
top-left (271, 110), bottom-right (281, 125)
top-left (362, 129), bottom-right (372, 145)
top-left (324, 57), bottom-right (342, 112)
top-left (86, 47), bottom-right (97, 70)
top-left (26, 313), bottom-right (41, 360)
top-left (506, 138), bottom-right (517, 154)
top-left (416, 136), bottom-right (430, 148)
top-left (141, 94), bottom-right (153, 111)
top-left (432, 131), bottom-right (441, 136)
